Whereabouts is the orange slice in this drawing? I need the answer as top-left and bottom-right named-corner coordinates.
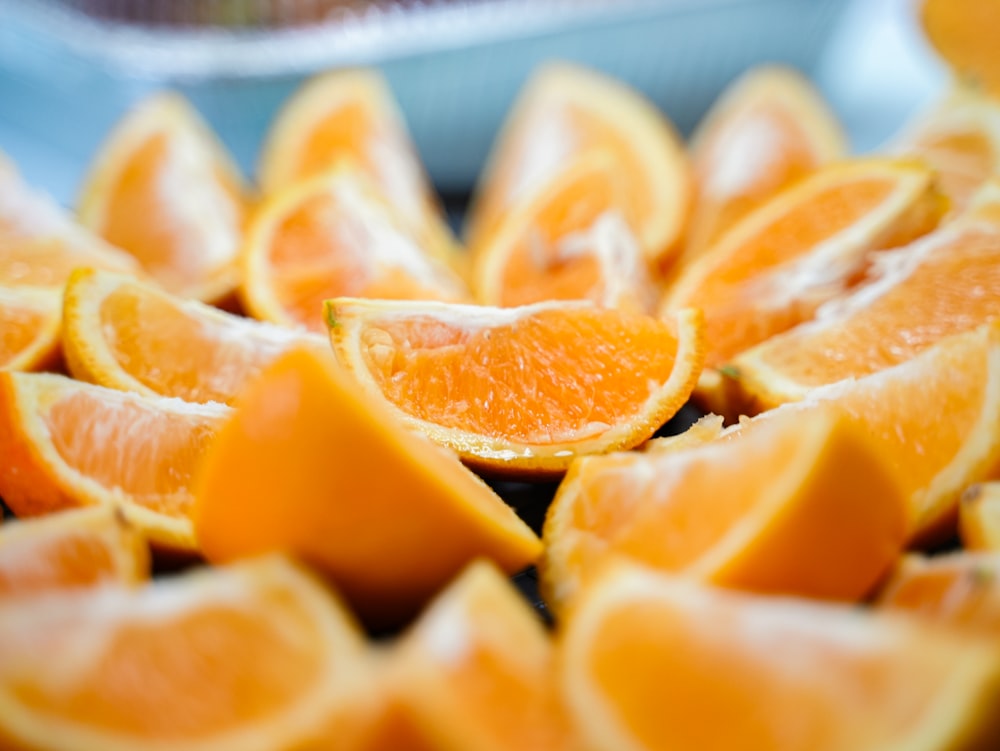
top-left (541, 404), bottom-right (907, 611)
top-left (258, 68), bottom-right (457, 263)
top-left (194, 347), bottom-right (541, 627)
top-left (559, 560), bottom-right (1000, 751)
top-left (63, 268), bottom-right (326, 405)
top-left (0, 371), bottom-right (228, 552)
top-left (78, 92), bottom-right (250, 303)
top-left (471, 150), bottom-right (656, 312)
top-left (325, 298), bottom-right (705, 477)
top-left (0, 555), bottom-right (374, 751)
top-left (960, 482), bottom-right (1000, 550)
top-left (241, 164), bottom-right (469, 333)
top-left (724, 179), bottom-right (1000, 411)
top-left (922, 0), bottom-right (1000, 97)
top-left (680, 65), bottom-right (845, 266)
top-left (0, 286), bottom-right (62, 371)
top-left (379, 560), bottom-right (576, 751)
top-left (877, 552), bottom-right (1000, 636)
top-left (465, 62), bottom-right (690, 265)
top-left (661, 159), bottom-right (943, 370)
top-left (0, 506), bottom-right (148, 597)
top-left (893, 86), bottom-right (1000, 209)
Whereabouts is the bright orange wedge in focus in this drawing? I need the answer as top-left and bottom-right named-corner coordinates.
top-left (541, 405), bottom-right (907, 611)
top-left (0, 371), bottom-right (228, 552)
top-left (241, 164), bottom-right (469, 333)
top-left (0, 506), bottom-right (148, 597)
top-left (0, 556), bottom-right (374, 751)
top-left (559, 561), bottom-right (1000, 751)
top-left (78, 93), bottom-right (250, 303)
top-left (63, 268), bottom-right (327, 405)
top-left (465, 62), bottom-right (690, 265)
top-left (326, 298), bottom-right (705, 477)
top-left (960, 482), bottom-right (1000, 550)
top-left (194, 347), bottom-right (541, 627)
top-left (661, 159), bottom-right (942, 370)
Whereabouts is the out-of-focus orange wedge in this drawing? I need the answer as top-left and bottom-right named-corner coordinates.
top-left (325, 298), bottom-right (705, 477)
top-left (878, 552), bottom-right (1000, 636)
top-left (0, 371), bottom-right (228, 552)
top-left (0, 506), bottom-right (148, 597)
top-left (559, 561), bottom-right (1000, 751)
top-left (194, 347), bottom-right (541, 627)
top-left (78, 93), bottom-right (250, 303)
top-left (960, 482), bottom-right (1000, 550)
top-left (472, 150), bottom-right (656, 312)
top-left (241, 164), bottom-right (469, 333)
top-left (0, 287), bottom-right (62, 371)
top-left (922, 0), bottom-right (1000, 97)
top-left (465, 62), bottom-right (690, 265)
top-left (62, 268), bottom-right (326, 405)
top-left (724, 179), bottom-right (1000, 410)
top-left (541, 404), bottom-right (906, 611)
top-left (680, 65), bottom-right (845, 266)
top-left (662, 159), bottom-right (943, 370)
top-left (258, 68), bottom-right (457, 264)
top-left (0, 556), bottom-right (375, 751)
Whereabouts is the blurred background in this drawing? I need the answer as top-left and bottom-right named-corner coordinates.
top-left (0, 0), bottom-right (945, 205)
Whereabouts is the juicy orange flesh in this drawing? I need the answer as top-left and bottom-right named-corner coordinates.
top-left (0, 236), bottom-right (133, 288)
top-left (922, 0), bottom-right (1000, 95)
top-left (0, 534), bottom-right (117, 595)
top-left (45, 389), bottom-right (219, 516)
top-left (99, 132), bottom-right (244, 293)
top-left (585, 599), bottom-right (944, 750)
top-left (7, 588), bottom-right (327, 737)
top-left (882, 559), bottom-right (1000, 631)
top-left (751, 227), bottom-right (1000, 385)
top-left (295, 101), bottom-right (378, 186)
top-left (497, 168), bottom-right (620, 307)
top-left (912, 129), bottom-right (995, 207)
top-left (98, 282), bottom-right (307, 404)
top-left (359, 308), bottom-right (681, 445)
top-left (0, 300), bottom-right (51, 367)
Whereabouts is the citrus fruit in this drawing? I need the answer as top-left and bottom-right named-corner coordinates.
top-left (0, 506), bottom-right (148, 597)
top-left (921, 0), bottom-right (1000, 97)
top-left (960, 482), bottom-right (1000, 550)
top-left (240, 164), bottom-right (469, 333)
top-left (559, 560), bottom-right (1000, 751)
top-left (78, 92), bottom-right (250, 303)
top-left (380, 560), bottom-right (576, 751)
top-left (325, 298), bottom-right (705, 477)
top-left (0, 555), bottom-right (374, 751)
top-left (0, 371), bottom-right (228, 552)
top-left (0, 287), bottom-right (62, 371)
top-left (661, 159), bottom-right (943, 370)
top-left (257, 68), bottom-right (457, 264)
top-left (194, 347), bottom-right (541, 627)
top-left (724, 179), bottom-right (1000, 410)
top-left (471, 150), bottom-right (656, 312)
top-left (464, 62), bottom-right (690, 265)
top-left (680, 65), bottom-right (845, 266)
top-left (63, 268), bottom-right (327, 405)
top-left (541, 404), bottom-right (907, 611)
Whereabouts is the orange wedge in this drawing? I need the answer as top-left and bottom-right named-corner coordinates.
top-left (541, 404), bottom-right (907, 611)
top-left (325, 298), bottom-right (705, 477)
top-left (0, 286), bottom-right (62, 371)
top-left (465, 62), bottom-right (690, 265)
top-left (0, 506), bottom-right (148, 597)
top-left (194, 347), bottom-right (541, 627)
top-left (724, 179), bottom-right (1000, 411)
top-left (893, 87), bottom-right (1000, 209)
top-left (471, 150), bottom-right (656, 312)
top-left (960, 482), bottom-right (1000, 550)
top-left (559, 560), bottom-right (1000, 751)
top-left (378, 560), bottom-right (576, 751)
top-left (680, 65), bottom-right (845, 266)
top-left (878, 553), bottom-right (1000, 636)
top-left (78, 92), bottom-right (250, 303)
top-left (241, 164), bottom-right (469, 333)
top-left (258, 68), bottom-right (457, 263)
top-left (0, 371), bottom-right (228, 552)
top-left (0, 555), bottom-right (374, 751)
top-left (661, 159), bottom-right (943, 370)
top-left (63, 268), bottom-right (326, 405)
top-left (922, 0), bottom-right (1000, 97)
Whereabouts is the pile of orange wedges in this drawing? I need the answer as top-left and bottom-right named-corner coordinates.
top-left (2, 2), bottom-right (1000, 749)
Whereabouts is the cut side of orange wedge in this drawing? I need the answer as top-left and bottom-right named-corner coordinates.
top-left (0, 286), bottom-right (62, 372)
